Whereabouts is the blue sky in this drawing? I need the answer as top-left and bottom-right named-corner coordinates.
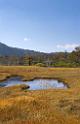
top-left (0, 0), bottom-right (80, 52)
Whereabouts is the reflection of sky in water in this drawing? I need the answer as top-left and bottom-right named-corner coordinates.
top-left (28, 79), bottom-right (67, 90)
top-left (0, 77), bottom-right (67, 90)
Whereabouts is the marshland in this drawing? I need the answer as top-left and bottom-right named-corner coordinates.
top-left (0, 66), bottom-right (80, 124)
top-left (0, 0), bottom-right (80, 124)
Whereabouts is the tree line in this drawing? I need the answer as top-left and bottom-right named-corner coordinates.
top-left (0, 46), bottom-right (80, 67)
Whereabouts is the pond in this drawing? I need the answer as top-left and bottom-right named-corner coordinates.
top-left (0, 77), bottom-right (67, 90)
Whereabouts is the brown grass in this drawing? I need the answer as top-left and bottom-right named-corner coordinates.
top-left (0, 66), bottom-right (80, 124)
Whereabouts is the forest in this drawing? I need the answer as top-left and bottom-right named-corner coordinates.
top-left (0, 46), bottom-right (80, 67)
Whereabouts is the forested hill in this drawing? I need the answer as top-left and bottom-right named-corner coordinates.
top-left (0, 42), bottom-right (80, 67)
top-left (0, 42), bottom-right (45, 56)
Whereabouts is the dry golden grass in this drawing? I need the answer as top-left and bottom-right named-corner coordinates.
top-left (0, 66), bottom-right (80, 124)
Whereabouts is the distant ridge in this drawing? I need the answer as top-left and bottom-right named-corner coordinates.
top-left (0, 42), bottom-right (45, 56)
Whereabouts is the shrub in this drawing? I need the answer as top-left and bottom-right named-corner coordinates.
top-left (35, 63), bottom-right (46, 67)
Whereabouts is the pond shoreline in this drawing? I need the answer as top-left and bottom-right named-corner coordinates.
top-left (0, 75), bottom-right (69, 88)
top-left (0, 76), bottom-right (68, 90)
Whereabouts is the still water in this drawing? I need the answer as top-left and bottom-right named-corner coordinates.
top-left (0, 77), bottom-right (67, 90)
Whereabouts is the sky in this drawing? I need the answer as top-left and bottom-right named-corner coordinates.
top-left (0, 0), bottom-right (80, 52)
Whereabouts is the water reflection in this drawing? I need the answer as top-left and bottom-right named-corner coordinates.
top-left (0, 77), bottom-right (67, 90)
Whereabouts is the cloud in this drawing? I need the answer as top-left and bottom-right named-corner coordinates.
top-left (57, 44), bottom-right (79, 50)
top-left (24, 37), bottom-right (31, 41)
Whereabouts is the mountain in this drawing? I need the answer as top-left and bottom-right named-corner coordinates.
top-left (0, 42), bottom-right (45, 56)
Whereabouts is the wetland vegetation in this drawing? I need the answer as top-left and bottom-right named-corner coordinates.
top-left (0, 66), bottom-right (80, 124)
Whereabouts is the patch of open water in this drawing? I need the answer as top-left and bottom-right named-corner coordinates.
top-left (0, 77), bottom-right (67, 90)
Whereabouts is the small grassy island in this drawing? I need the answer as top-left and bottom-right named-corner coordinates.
top-left (0, 66), bottom-right (80, 124)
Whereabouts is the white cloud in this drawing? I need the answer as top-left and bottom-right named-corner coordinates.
top-left (24, 37), bottom-right (31, 41)
top-left (57, 44), bottom-right (79, 50)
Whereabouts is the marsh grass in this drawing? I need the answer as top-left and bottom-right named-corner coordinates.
top-left (0, 66), bottom-right (80, 124)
